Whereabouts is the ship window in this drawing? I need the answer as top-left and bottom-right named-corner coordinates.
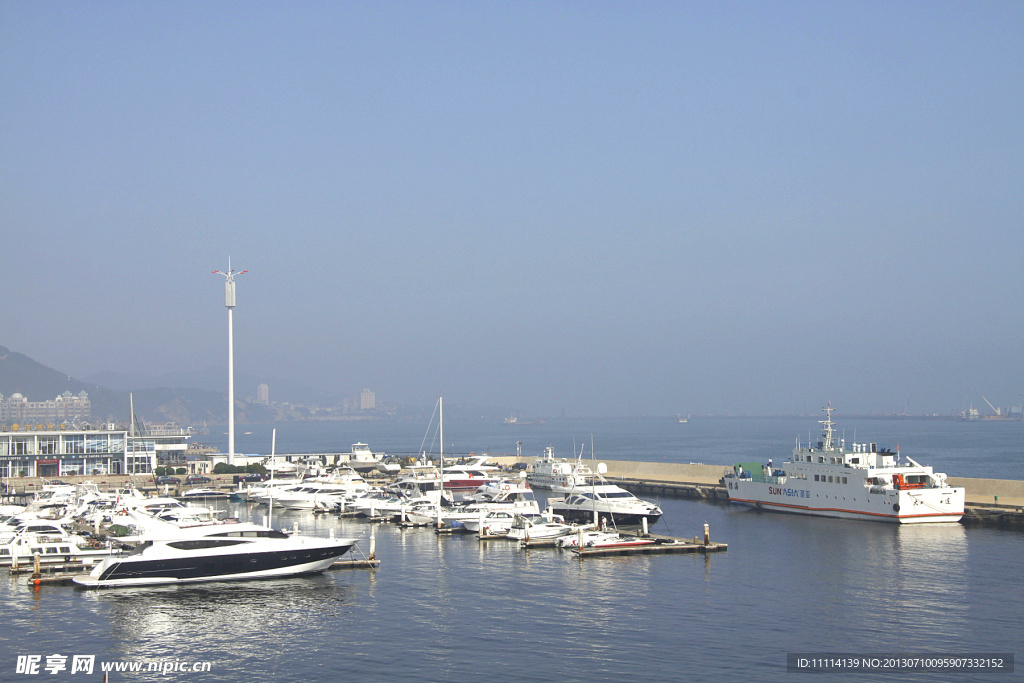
top-left (45, 547), bottom-right (59, 554)
top-left (60, 547), bottom-right (71, 553)
top-left (842, 477), bottom-right (847, 484)
top-left (814, 475), bottom-right (819, 482)
top-left (167, 539), bottom-right (248, 550)
top-left (828, 476), bottom-right (833, 483)
top-left (818, 457), bottom-right (824, 463)
top-left (0, 549), bottom-right (8, 556)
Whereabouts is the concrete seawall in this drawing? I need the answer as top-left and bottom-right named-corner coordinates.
top-left (488, 456), bottom-right (1024, 527)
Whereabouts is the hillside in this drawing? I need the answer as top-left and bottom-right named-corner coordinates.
top-left (0, 344), bottom-right (272, 426)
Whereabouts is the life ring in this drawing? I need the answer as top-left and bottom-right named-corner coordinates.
top-left (503, 485), bottom-right (510, 491)
top-left (90, 540), bottom-right (103, 549)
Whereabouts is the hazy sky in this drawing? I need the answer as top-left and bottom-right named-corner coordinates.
top-left (2, 2), bottom-right (1022, 416)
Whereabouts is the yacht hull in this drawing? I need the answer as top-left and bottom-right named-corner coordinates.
top-left (74, 542), bottom-right (355, 588)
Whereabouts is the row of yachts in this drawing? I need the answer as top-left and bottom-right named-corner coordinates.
top-left (1, 451), bottom-right (664, 588)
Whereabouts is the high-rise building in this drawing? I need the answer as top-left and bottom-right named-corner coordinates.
top-left (360, 388), bottom-right (376, 410)
top-left (0, 391), bottom-right (91, 425)
top-left (257, 383), bottom-right (269, 404)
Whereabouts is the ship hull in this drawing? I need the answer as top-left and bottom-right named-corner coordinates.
top-left (725, 480), bottom-right (964, 524)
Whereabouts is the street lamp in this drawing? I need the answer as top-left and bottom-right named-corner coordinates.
top-left (212, 259), bottom-right (247, 465)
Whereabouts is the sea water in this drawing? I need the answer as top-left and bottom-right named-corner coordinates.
top-left (2, 417), bottom-right (1021, 682)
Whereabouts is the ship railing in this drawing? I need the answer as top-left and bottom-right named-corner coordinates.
top-left (738, 473), bottom-right (787, 485)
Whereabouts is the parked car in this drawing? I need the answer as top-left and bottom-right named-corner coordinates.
top-left (155, 475), bottom-right (181, 486)
top-left (232, 473), bottom-right (268, 484)
top-left (185, 474), bottom-right (212, 485)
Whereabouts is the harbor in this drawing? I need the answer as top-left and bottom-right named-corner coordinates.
top-left (2, 415), bottom-right (1022, 682)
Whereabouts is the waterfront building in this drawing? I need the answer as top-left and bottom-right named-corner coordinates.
top-left (0, 424), bottom-right (189, 478)
top-left (0, 391), bottom-right (91, 425)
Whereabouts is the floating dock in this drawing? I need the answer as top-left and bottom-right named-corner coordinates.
top-left (328, 558), bottom-right (380, 570)
top-left (572, 537), bottom-right (728, 558)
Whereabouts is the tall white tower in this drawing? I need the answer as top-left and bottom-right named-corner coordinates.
top-left (212, 259), bottom-right (247, 465)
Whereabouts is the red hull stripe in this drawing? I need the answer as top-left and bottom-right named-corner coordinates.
top-left (729, 497), bottom-right (958, 519)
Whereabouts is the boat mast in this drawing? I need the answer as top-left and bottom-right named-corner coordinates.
top-left (438, 396), bottom-right (444, 528)
top-left (820, 404), bottom-right (835, 451)
top-left (267, 428), bottom-right (276, 529)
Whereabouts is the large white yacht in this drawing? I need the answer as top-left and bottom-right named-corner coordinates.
top-left (74, 512), bottom-right (358, 588)
top-left (722, 405), bottom-right (965, 523)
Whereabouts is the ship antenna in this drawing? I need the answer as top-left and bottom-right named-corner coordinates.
top-left (820, 403), bottom-right (835, 451)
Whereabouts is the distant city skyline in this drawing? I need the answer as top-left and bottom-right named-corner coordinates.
top-left (2, 3), bottom-right (1021, 417)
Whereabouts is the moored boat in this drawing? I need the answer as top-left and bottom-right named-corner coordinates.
top-left (722, 405), bottom-right (965, 523)
top-left (74, 511), bottom-right (358, 588)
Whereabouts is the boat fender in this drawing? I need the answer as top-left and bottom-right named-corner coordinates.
top-left (893, 503), bottom-right (900, 512)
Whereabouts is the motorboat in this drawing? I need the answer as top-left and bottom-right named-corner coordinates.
top-left (347, 489), bottom-right (409, 518)
top-left (345, 443), bottom-right (388, 474)
top-left (0, 520), bottom-right (117, 567)
top-left (722, 405), bottom-right (965, 523)
top-left (74, 511), bottom-right (358, 588)
top-left (555, 530), bottom-right (656, 549)
top-left (435, 479), bottom-right (541, 527)
top-left (270, 469), bottom-right (371, 510)
top-left (440, 455), bottom-right (502, 499)
top-left (460, 509), bottom-right (520, 535)
top-left (548, 476), bottom-right (663, 527)
top-left (506, 511), bottom-right (575, 541)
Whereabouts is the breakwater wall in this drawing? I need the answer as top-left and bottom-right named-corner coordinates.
top-left (488, 457), bottom-right (1024, 528)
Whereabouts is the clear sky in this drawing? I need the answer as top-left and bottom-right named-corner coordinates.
top-left (2, 2), bottom-right (1022, 416)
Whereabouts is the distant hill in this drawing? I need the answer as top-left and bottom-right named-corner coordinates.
top-left (0, 344), bottom-right (273, 426)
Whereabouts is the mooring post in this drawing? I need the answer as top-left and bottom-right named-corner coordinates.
top-left (703, 521), bottom-right (710, 546)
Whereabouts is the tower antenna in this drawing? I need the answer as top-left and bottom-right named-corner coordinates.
top-left (212, 258), bottom-right (247, 465)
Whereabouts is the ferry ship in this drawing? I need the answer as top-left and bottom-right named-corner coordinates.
top-left (526, 447), bottom-right (594, 490)
top-left (723, 406), bottom-right (964, 523)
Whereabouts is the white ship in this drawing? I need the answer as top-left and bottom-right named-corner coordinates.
top-left (527, 446), bottom-right (594, 491)
top-left (723, 405), bottom-right (964, 524)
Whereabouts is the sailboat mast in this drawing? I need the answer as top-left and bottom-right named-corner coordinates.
top-left (438, 396), bottom-right (444, 527)
top-left (267, 428), bottom-right (276, 529)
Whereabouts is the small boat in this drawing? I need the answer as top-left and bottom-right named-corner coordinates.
top-left (74, 511), bottom-right (358, 588)
top-left (505, 511), bottom-right (575, 541)
top-left (555, 531), bottom-right (655, 549)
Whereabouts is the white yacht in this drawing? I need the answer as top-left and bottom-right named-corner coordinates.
top-left (272, 470), bottom-right (371, 511)
top-left (505, 511), bottom-right (575, 541)
top-left (346, 443), bottom-right (387, 474)
top-left (722, 405), bottom-right (965, 523)
top-left (550, 484), bottom-right (663, 527)
top-left (74, 512), bottom-right (358, 588)
top-left (0, 520), bottom-right (116, 567)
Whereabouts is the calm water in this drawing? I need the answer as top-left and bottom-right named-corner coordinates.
top-left (2, 418), bottom-right (1021, 682)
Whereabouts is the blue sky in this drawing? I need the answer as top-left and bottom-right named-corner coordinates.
top-left (2, 2), bottom-right (1022, 416)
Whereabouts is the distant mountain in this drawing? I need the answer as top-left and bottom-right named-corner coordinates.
top-left (0, 344), bottom-right (273, 426)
